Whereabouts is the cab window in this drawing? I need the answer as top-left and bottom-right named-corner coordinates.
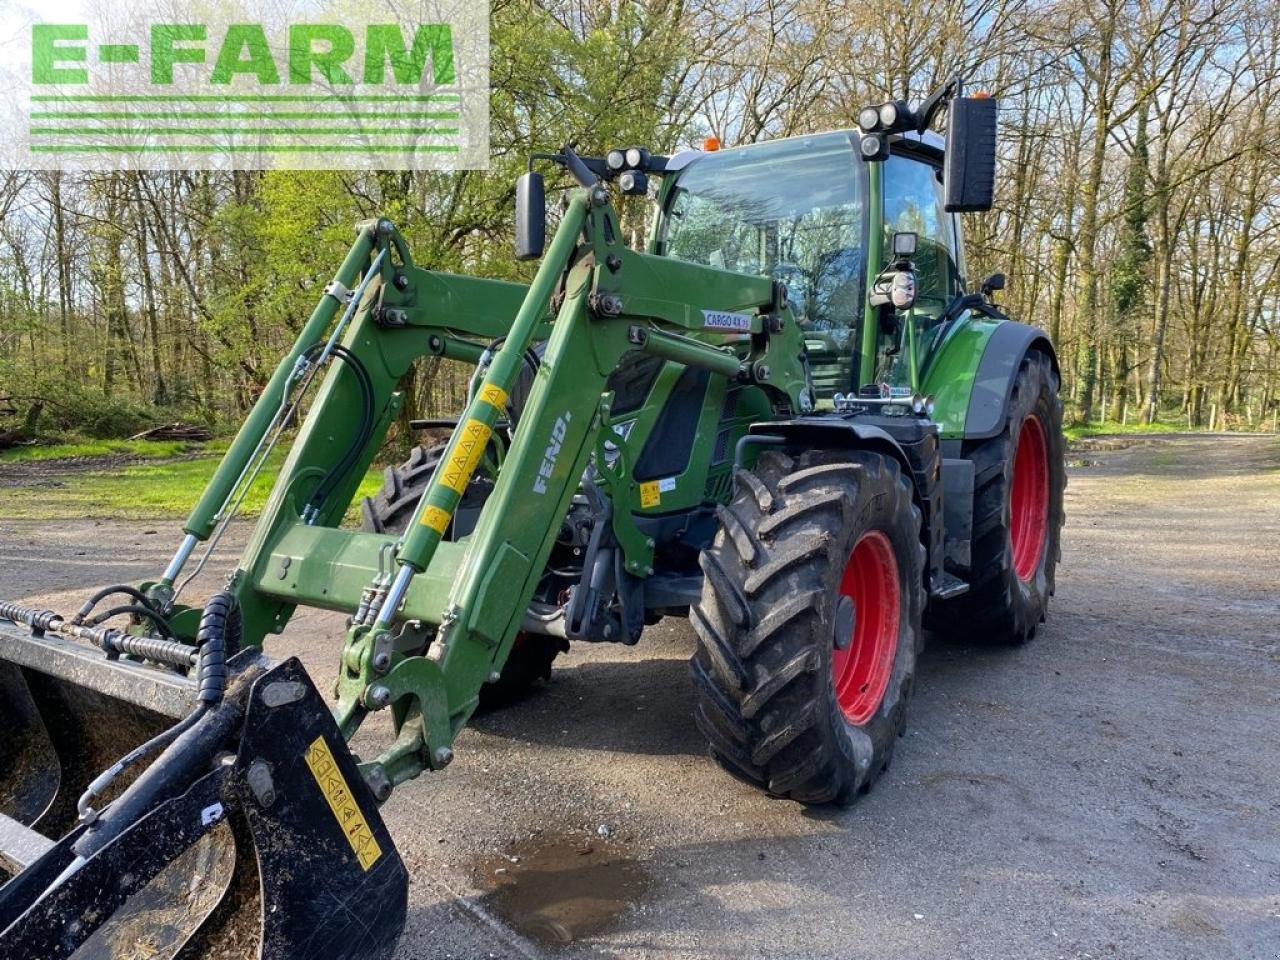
top-left (659, 132), bottom-right (866, 332)
top-left (658, 132), bottom-right (867, 397)
top-left (882, 153), bottom-right (963, 319)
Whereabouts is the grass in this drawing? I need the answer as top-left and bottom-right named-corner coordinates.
top-left (1063, 419), bottom-right (1219, 441)
top-left (2, 443), bottom-right (384, 521)
top-left (0, 438), bottom-right (201, 463)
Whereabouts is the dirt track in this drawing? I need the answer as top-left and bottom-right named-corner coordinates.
top-left (1, 433), bottom-right (1278, 959)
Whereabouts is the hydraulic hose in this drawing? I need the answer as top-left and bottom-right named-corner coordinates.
top-left (73, 584), bottom-right (157, 624)
top-left (71, 692), bottom-right (247, 862)
top-left (72, 591), bottom-right (241, 823)
top-left (86, 603), bottom-right (176, 641)
top-left (194, 591), bottom-right (240, 705)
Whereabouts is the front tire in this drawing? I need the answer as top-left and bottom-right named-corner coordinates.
top-left (690, 449), bottom-right (926, 805)
top-left (942, 348), bottom-right (1065, 644)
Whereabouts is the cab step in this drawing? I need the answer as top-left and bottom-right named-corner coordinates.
top-left (930, 571), bottom-right (969, 600)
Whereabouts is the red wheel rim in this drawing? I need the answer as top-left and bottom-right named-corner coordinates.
top-left (832, 531), bottom-right (900, 726)
top-left (1010, 414), bottom-right (1049, 582)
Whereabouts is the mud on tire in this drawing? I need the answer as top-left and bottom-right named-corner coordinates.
top-left (690, 449), bottom-right (926, 805)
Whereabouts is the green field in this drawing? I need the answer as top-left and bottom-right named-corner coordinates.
top-left (1, 442), bottom-right (384, 521)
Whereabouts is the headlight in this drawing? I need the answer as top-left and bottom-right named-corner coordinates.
top-left (878, 102), bottom-right (898, 128)
top-left (857, 106), bottom-right (880, 132)
top-left (625, 146), bottom-right (647, 168)
top-left (605, 149), bottom-right (625, 171)
top-left (860, 134), bottom-right (883, 157)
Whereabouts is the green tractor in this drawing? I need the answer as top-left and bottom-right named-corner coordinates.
top-left (0, 79), bottom-right (1063, 958)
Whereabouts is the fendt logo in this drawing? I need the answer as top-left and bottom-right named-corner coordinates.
top-left (1, 1), bottom-right (489, 171)
top-left (533, 413), bottom-right (573, 495)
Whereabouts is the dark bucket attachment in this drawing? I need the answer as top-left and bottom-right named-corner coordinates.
top-left (0, 622), bottom-right (194, 874)
top-left (0, 648), bottom-right (407, 960)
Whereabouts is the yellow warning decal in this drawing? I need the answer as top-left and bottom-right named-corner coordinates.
top-left (639, 480), bottom-right (660, 508)
top-left (478, 383), bottom-right (508, 409)
top-left (419, 504), bottom-right (451, 533)
top-left (303, 735), bottom-right (382, 871)
top-left (441, 419), bottom-right (492, 493)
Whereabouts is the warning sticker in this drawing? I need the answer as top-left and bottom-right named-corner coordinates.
top-left (639, 480), bottom-right (660, 508)
top-left (419, 505), bottom-right (452, 533)
top-left (303, 735), bottom-right (382, 871)
top-left (441, 419), bottom-right (492, 493)
top-left (478, 383), bottom-right (508, 409)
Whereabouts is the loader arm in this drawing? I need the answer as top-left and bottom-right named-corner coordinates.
top-left (323, 188), bottom-right (809, 790)
top-left (138, 185), bottom-right (807, 795)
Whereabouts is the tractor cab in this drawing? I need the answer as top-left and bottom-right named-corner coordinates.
top-left (654, 128), bottom-right (969, 403)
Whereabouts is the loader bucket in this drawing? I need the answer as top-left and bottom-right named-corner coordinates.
top-left (0, 616), bottom-right (407, 960)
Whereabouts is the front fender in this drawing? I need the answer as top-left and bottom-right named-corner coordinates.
top-left (922, 315), bottom-right (1058, 441)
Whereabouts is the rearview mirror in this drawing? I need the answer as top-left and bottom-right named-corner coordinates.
top-left (514, 171), bottom-right (546, 261)
top-left (943, 96), bottom-right (997, 212)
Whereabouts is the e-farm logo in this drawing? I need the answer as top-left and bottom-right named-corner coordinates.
top-left (4, 1), bottom-right (489, 170)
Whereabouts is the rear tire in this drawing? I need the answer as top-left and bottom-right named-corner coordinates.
top-left (360, 444), bottom-right (564, 706)
top-left (942, 348), bottom-right (1065, 643)
top-left (690, 449), bottom-right (925, 805)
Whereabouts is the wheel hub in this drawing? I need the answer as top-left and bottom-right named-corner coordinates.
top-left (832, 531), bottom-right (900, 726)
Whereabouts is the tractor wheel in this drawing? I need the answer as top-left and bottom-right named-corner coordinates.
top-left (360, 444), bottom-right (565, 706)
top-left (360, 443), bottom-right (448, 535)
top-left (943, 348), bottom-right (1065, 643)
top-left (690, 449), bottom-right (926, 805)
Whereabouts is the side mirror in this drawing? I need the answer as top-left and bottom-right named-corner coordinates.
top-left (980, 271), bottom-right (1005, 297)
top-left (892, 231), bottom-right (917, 259)
top-left (514, 171), bottom-right (546, 261)
top-left (943, 96), bottom-right (997, 212)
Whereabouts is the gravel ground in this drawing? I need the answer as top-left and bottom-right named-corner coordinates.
top-left (1, 433), bottom-right (1277, 959)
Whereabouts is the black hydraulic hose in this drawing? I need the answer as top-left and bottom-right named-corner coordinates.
top-left (72, 692), bottom-right (248, 861)
top-left (87, 603), bottom-right (176, 641)
top-left (75, 706), bottom-right (207, 822)
top-left (195, 591), bottom-right (240, 705)
top-left (72, 592), bottom-right (240, 822)
top-left (73, 584), bottom-right (158, 624)
top-left (304, 343), bottom-right (376, 516)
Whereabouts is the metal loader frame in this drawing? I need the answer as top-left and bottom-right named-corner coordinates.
top-left (145, 180), bottom-right (808, 798)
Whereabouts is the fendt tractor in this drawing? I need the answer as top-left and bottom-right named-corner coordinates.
top-left (0, 79), bottom-right (1064, 957)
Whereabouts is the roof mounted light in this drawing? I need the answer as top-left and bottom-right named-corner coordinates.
top-left (859, 133), bottom-right (888, 160)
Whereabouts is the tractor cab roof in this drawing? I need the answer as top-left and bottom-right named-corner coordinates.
top-left (664, 128), bottom-right (946, 174)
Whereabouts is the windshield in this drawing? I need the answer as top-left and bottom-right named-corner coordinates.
top-left (657, 132), bottom-right (866, 333)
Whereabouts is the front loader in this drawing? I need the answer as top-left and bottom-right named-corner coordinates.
top-left (0, 78), bottom-right (1064, 957)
